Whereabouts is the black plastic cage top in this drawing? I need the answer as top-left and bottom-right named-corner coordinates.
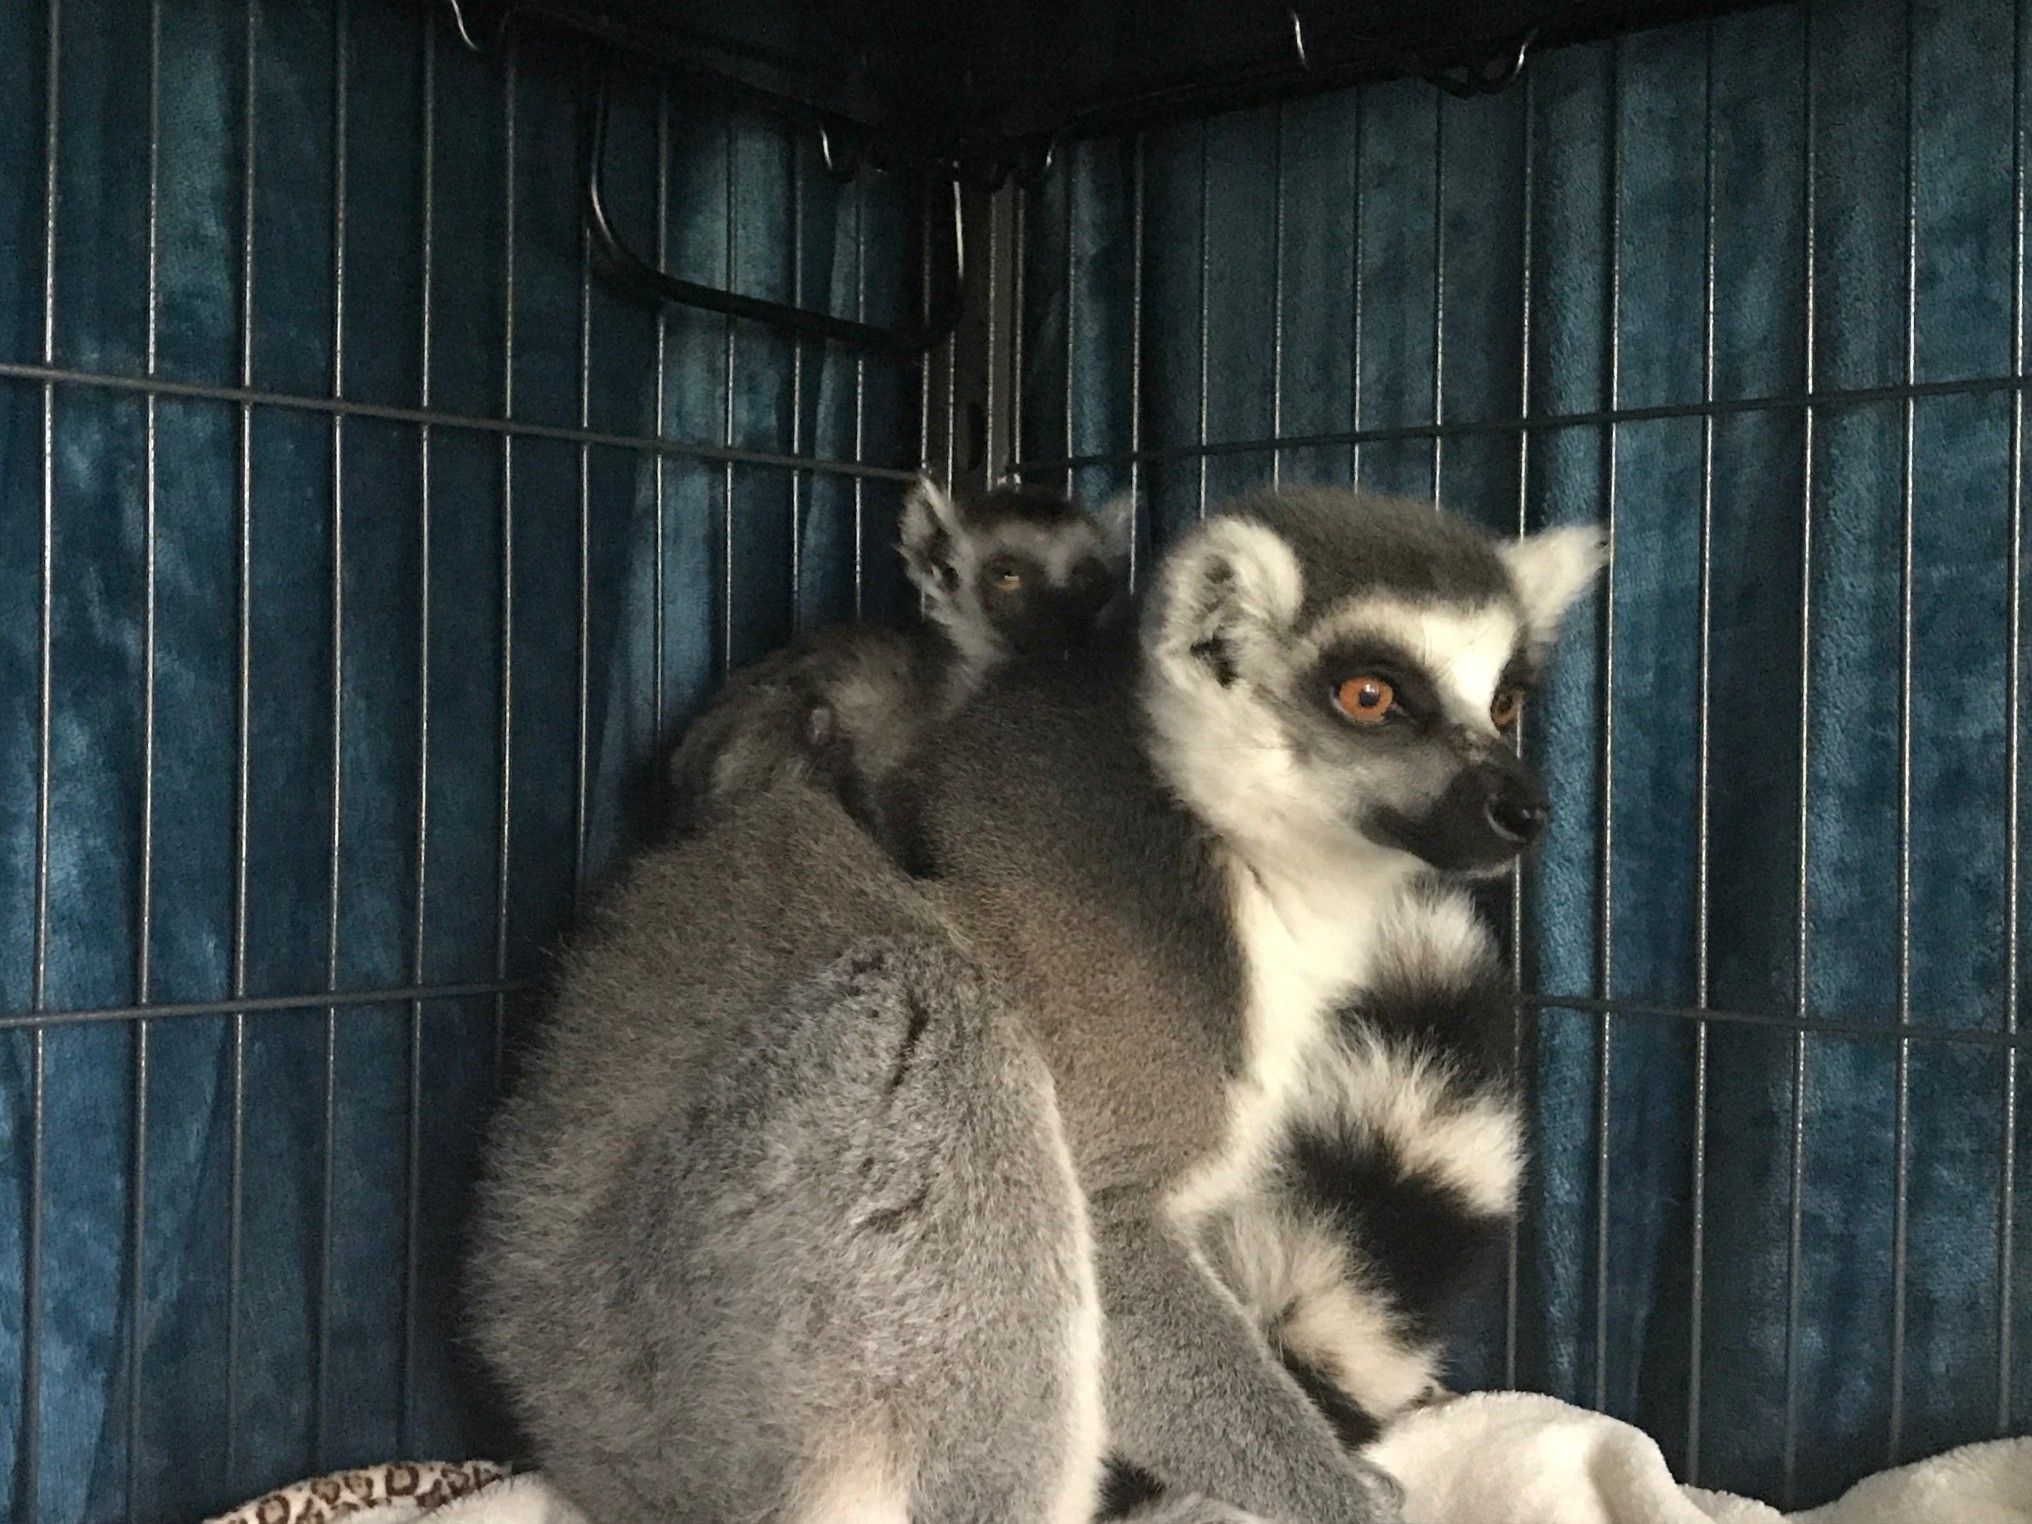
top-left (1, 1), bottom-right (2029, 1521)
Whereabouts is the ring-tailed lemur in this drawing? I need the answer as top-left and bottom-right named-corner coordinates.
top-left (883, 487), bottom-right (1600, 1518)
top-left (472, 487), bottom-right (1598, 1524)
top-left (664, 474), bottom-right (1131, 842)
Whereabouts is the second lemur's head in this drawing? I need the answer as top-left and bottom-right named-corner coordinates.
top-left (900, 476), bottom-right (1133, 665)
top-left (1144, 488), bottom-right (1605, 879)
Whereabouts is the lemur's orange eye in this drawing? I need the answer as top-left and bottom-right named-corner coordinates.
top-left (988, 561), bottom-right (1024, 591)
top-left (1334, 676), bottom-right (1395, 724)
top-left (1491, 688), bottom-right (1524, 729)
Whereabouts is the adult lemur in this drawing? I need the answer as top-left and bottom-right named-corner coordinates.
top-left (471, 488), bottom-right (1601, 1524)
top-left (664, 474), bottom-right (1131, 841)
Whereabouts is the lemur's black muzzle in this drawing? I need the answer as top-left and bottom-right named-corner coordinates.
top-left (1479, 751), bottom-right (1551, 848)
top-left (1369, 743), bottom-right (1553, 873)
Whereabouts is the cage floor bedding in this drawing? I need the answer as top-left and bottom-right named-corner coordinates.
top-left (201, 1394), bottom-right (2031, 1524)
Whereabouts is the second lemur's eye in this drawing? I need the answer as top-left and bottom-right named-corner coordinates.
top-left (988, 561), bottom-right (1024, 591)
top-left (1333, 676), bottom-right (1395, 724)
top-left (1491, 688), bottom-right (1524, 729)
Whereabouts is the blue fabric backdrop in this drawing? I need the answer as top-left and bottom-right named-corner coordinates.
top-left (1017, 0), bottom-right (2032, 1508)
top-left (0, 3), bottom-right (922, 1520)
top-left (3, 0), bottom-right (2031, 1520)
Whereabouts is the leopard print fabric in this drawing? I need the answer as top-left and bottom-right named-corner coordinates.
top-left (205, 1460), bottom-right (511, 1524)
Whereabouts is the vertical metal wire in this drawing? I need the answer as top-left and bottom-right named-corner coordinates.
top-left (852, 181), bottom-right (866, 615)
top-left (943, 201), bottom-right (958, 490)
top-left (316, 0), bottom-right (350, 1467)
top-left (1270, 104), bottom-right (1286, 488)
top-left (1011, 187), bottom-right (1026, 475)
top-left (1592, 37), bottom-right (1626, 1416)
top-left (1128, 132), bottom-right (1145, 579)
top-left (789, 136), bottom-right (805, 622)
top-left (2002, 0), bottom-right (2026, 1435)
top-left (401, 2), bottom-right (438, 1449)
top-left (492, 39), bottom-right (517, 1077)
top-left (574, 79), bottom-right (593, 899)
top-left (1889, 0), bottom-right (1919, 1464)
top-left (1196, 120), bottom-right (1211, 517)
top-left (1505, 67), bottom-right (1535, 1393)
top-left (1430, 90), bottom-right (1446, 501)
top-left (1783, 8), bottom-right (1822, 1499)
top-left (1350, 87), bottom-right (1366, 488)
top-left (917, 189), bottom-right (932, 474)
top-left (1065, 142), bottom-right (1078, 496)
top-left (1686, 15), bottom-right (1719, 1485)
top-left (24, 2), bottom-right (61, 1511)
top-left (128, 0), bottom-right (164, 1503)
top-left (652, 87), bottom-right (668, 753)
top-left (984, 185), bottom-right (1001, 480)
top-left (721, 121), bottom-right (736, 675)
top-left (224, 0), bottom-right (262, 1483)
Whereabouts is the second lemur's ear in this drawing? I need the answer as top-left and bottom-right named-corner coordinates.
top-left (900, 475), bottom-right (964, 595)
top-left (1499, 524), bottom-right (1607, 656)
top-left (1093, 491), bottom-right (1137, 565)
top-left (1149, 515), bottom-right (1304, 687)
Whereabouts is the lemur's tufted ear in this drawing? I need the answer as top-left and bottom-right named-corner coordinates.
top-left (1500, 525), bottom-right (1607, 655)
top-left (1149, 516), bottom-right (1306, 687)
top-left (900, 475), bottom-right (964, 595)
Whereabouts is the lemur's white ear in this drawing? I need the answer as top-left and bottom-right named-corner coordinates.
top-left (1093, 491), bottom-right (1137, 562)
top-left (899, 475), bottom-right (963, 593)
top-left (1150, 516), bottom-right (1305, 686)
top-left (1501, 524), bottom-right (1607, 651)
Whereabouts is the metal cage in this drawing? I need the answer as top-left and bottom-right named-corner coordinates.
top-left (2, 0), bottom-right (2029, 1521)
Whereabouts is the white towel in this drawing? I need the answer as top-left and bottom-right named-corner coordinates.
top-left (1364, 1390), bottom-right (2032, 1524)
top-left (205, 1398), bottom-right (2031, 1524)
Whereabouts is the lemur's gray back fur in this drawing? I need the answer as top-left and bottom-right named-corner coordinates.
top-left (469, 778), bottom-right (1106, 1523)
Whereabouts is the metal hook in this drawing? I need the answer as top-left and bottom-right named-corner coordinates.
top-left (819, 122), bottom-right (866, 181)
top-left (1012, 138), bottom-right (1058, 188)
top-left (442, 0), bottom-right (509, 54)
top-left (1288, 7), bottom-right (1310, 72)
top-left (582, 75), bottom-right (966, 355)
top-left (1430, 28), bottom-right (1537, 98)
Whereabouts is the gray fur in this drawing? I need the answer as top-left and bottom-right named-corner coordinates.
top-left (470, 778), bottom-right (1102, 1522)
top-left (665, 477), bottom-right (1130, 841)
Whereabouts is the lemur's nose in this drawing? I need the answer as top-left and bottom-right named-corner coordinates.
top-left (1484, 777), bottom-right (1550, 847)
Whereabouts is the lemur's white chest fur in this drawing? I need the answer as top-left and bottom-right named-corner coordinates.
top-left (1170, 851), bottom-right (1414, 1226)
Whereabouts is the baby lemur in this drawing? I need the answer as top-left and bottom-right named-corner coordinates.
top-left (472, 487), bottom-right (1601, 1524)
top-left (663, 474), bottom-right (1131, 845)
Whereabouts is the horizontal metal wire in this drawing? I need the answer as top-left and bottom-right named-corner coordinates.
top-left (0, 978), bottom-right (526, 1034)
top-left (11, 980), bottom-right (2021, 1050)
top-left (1009, 367), bottom-right (2032, 476)
top-left (0, 357), bottom-right (918, 481)
top-left (1527, 993), bottom-right (2032, 1053)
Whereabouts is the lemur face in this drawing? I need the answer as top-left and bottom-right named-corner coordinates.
top-left (902, 477), bottom-right (1133, 661)
top-left (1287, 598), bottom-right (1546, 874)
top-left (1145, 489), bottom-right (1605, 878)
